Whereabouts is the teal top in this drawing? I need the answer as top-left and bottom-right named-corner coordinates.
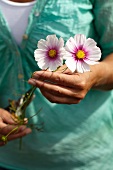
top-left (0, 0), bottom-right (113, 170)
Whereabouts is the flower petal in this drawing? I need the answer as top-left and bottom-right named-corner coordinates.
top-left (46, 35), bottom-right (58, 49)
top-left (65, 58), bottom-right (77, 72)
top-left (83, 38), bottom-right (97, 51)
top-left (38, 39), bottom-right (47, 49)
top-left (48, 61), bottom-right (59, 71)
top-left (57, 37), bottom-right (64, 48)
top-left (63, 51), bottom-right (73, 60)
top-left (34, 49), bottom-right (47, 55)
top-left (54, 60), bottom-right (63, 69)
top-left (76, 60), bottom-right (84, 73)
top-left (34, 49), bottom-right (46, 60)
top-left (86, 46), bottom-right (101, 61)
top-left (35, 55), bottom-right (46, 63)
top-left (83, 58), bottom-right (99, 65)
top-left (74, 34), bottom-right (86, 48)
top-left (65, 37), bottom-right (77, 53)
top-left (38, 59), bottom-right (49, 70)
top-left (58, 48), bottom-right (66, 58)
top-left (82, 62), bottom-right (90, 72)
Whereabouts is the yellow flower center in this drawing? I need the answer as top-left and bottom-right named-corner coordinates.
top-left (49, 49), bottom-right (57, 58)
top-left (76, 50), bottom-right (85, 59)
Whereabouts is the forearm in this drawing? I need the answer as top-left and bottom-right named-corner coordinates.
top-left (91, 53), bottom-right (113, 90)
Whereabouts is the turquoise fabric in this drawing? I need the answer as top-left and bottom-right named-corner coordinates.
top-left (0, 0), bottom-right (113, 169)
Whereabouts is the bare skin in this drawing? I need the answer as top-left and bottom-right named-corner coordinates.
top-left (28, 53), bottom-right (113, 104)
top-left (0, 108), bottom-right (31, 146)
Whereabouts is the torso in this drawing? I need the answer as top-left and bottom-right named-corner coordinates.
top-left (0, 0), bottom-right (36, 45)
top-left (1, 1), bottom-right (113, 170)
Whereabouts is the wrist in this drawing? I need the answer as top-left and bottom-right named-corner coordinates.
top-left (90, 54), bottom-right (113, 90)
top-left (90, 61), bottom-right (108, 90)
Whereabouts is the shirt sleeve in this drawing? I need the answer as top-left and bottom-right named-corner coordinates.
top-left (92, 0), bottom-right (113, 58)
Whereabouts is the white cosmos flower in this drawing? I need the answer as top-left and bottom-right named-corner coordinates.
top-left (64, 34), bottom-right (101, 73)
top-left (34, 35), bottom-right (65, 71)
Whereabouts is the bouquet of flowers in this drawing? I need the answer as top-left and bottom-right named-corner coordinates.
top-left (1, 34), bottom-right (101, 148)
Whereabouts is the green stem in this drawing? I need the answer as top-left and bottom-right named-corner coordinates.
top-left (6, 126), bottom-right (19, 138)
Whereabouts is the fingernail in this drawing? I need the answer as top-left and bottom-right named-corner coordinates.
top-left (32, 73), bottom-right (39, 79)
top-left (26, 128), bottom-right (32, 134)
top-left (31, 71), bottom-right (37, 78)
top-left (20, 126), bottom-right (26, 131)
top-left (28, 79), bottom-right (36, 86)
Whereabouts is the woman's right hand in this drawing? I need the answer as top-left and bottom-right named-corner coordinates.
top-left (0, 108), bottom-right (31, 146)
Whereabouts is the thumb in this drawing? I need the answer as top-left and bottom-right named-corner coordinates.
top-left (0, 108), bottom-right (15, 124)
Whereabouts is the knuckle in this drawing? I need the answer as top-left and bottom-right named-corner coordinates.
top-left (78, 81), bottom-right (86, 89)
top-left (54, 87), bottom-right (61, 95)
top-left (78, 93), bottom-right (85, 100)
top-left (40, 82), bottom-right (46, 89)
top-left (55, 74), bottom-right (61, 82)
top-left (72, 93), bottom-right (85, 101)
top-left (55, 74), bottom-right (65, 85)
top-left (73, 92), bottom-right (85, 100)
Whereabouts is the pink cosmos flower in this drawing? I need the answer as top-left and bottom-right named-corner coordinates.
top-left (64, 34), bottom-right (101, 73)
top-left (34, 35), bottom-right (65, 71)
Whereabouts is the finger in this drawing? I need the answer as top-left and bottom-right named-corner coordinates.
top-left (7, 128), bottom-right (32, 141)
top-left (29, 78), bottom-right (84, 100)
top-left (0, 125), bottom-right (17, 135)
top-left (0, 141), bottom-right (6, 147)
top-left (29, 71), bottom-right (80, 88)
top-left (0, 109), bottom-right (16, 124)
top-left (41, 90), bottom-right (81, 104)
top-left (0, 127), bottom-right (32, 143)
top-left (0, 124), bottom-right (27, 135)
top-left (0, 127), bottom-right (31, 142)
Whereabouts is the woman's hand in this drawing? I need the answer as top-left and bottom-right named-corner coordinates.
top-left (28, 65), bottom-right (98, 104)
top-left (0, 108), bottom-right (31, 146)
